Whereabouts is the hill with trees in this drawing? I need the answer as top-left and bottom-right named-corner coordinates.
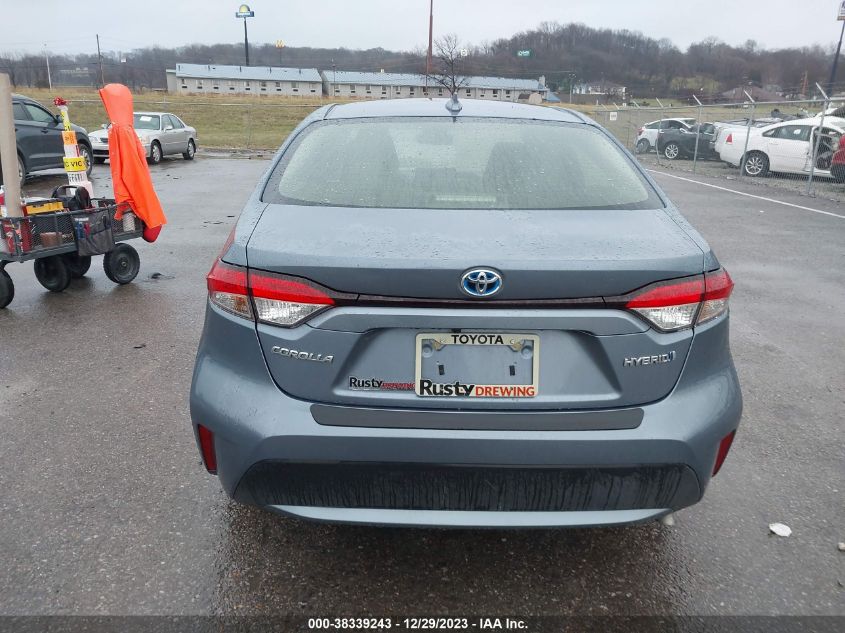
top-left (1, 21), bottom-right (838, 101)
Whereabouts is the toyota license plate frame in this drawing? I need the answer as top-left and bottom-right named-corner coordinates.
top-left (414, 332), bottom-right (540, 398)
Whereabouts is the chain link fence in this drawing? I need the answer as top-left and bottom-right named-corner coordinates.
top-left (591, 92), bottom-right (845, 202)
top-left (52, 88), bottom-right (845, 202)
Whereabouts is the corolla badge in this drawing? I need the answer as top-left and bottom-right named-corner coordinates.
top-left (461, 268), bottom-right (502, 298)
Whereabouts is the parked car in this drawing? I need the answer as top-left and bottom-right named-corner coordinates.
top-left (635, 118), bottom-right (696, 153)
top-left (88, 112), bottom-right (197, 165)
top-left (717, 117), bottom-right (845, 178)
top-left (190, 98), bottom-right (742, 528)
top-left (657, 122), bottom-right (719, 160)
top-left (830, 135), bottom-right (845, 183)
top-left (0, 94), bottom-right (93, 188)
top-left (711, 118), bottom-right (785, 156)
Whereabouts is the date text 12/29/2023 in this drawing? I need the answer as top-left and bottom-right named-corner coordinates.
top-left (307, 617), bottom-right (528, 630)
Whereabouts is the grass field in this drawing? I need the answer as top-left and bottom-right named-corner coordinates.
top-left (17, 87), bottom-right (821, 153)
top-left (17, 87), bottom-right (602, 150)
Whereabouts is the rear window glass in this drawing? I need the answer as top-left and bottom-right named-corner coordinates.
top-left (263, 118), bottom-right (662, 210)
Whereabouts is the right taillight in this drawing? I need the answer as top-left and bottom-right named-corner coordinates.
top-left (622, 268), bottom-right (733, 332)
top-left (697, 268), bottom-right (734, 325)
top-left (206, 258), bottom-right (335, 327)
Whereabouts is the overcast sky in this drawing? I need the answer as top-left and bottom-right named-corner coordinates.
top-left (3, 0), bottom-right (843, 56)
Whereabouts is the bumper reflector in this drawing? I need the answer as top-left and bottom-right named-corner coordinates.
top-left (712, 430), bottom-right (736, 475)
top-left (197, 424), bottom-right (218, 474)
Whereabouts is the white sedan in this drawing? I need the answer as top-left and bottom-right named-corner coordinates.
top-left (717, 117), bottom-right (845, 178)
top-left (89, 112), bottom-right (198, 165)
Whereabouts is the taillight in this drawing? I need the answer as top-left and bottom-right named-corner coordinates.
top-left (207, 259), bottom-right (252, 319)
top-left (624, 276), bottom-right (704, 331)
top-left (698, 268), bottom-right (733, 325)
top-left (637, 127), bottom-right (643, 135)
top-left (712, 430), bottom-right (736, 475)
top-left (249, 269), bottom-right (334, 327)
top-left (206, 258), bottom-right (335, 327)
top-left (622, 268), bottom-right (733, 332)
top-left (725, 132), bottom-right (733, 144)
top-left (197, 424), bottom-right (217, 474)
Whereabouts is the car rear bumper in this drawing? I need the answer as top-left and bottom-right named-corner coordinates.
top-left (190, 304), bottom-right (742, 527)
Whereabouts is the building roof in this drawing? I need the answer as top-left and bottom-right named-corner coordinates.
top-left (322, 97), bottom-right (583, 122)
top-left (323, 70), bottom-right (546, 92)
top-left (171, 63), bottom-right (322, 83)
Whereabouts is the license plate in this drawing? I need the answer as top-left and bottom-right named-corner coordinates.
top-left (414, 332), bottom-right (539, 398)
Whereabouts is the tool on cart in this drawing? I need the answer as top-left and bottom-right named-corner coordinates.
top-left (54, 97), bottom-right (94, 199)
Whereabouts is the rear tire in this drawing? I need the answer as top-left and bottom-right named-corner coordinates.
top-left (34, 256), bottom-right (71, 292)
top-left (636, 139), bottom-right (650, 154)
top-left (743, 151), bottom-right (769, 177)
top-left (0, 269), bottom-right (14, 308)
top-left (183, 139), bottom-right (196, 160)
top-left (663, 142), bottom-right (681, 160)
top-left (64, 253), bottom-right (92, 279)
top-left (0, 154), bottom-right (26, 189)
top-left (103, 244), bottom-right (140, 284)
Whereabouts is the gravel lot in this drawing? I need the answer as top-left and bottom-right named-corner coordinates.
top-left (0, 158), bottom-right (842, 621)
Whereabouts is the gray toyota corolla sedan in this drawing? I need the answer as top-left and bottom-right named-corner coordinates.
top-left (190, 98), bottom-right (742, 528)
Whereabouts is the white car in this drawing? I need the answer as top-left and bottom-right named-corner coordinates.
top-left (89, 112), bottom-right (198, 165)
top-left (717, 117), bottom-right (845, 178)
top-left (635, 118), bottom-right (697, 154)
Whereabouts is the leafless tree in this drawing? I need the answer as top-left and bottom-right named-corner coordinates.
top-left (427, 34), bottom-right (469, 96)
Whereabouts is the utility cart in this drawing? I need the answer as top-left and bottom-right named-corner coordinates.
top-left (0, 198), bottom-right (144, 308)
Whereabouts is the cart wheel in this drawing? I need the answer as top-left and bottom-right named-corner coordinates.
top-left (64, 254), bottom-right (92, 279)
top-left (103, 244), bottom-right (140, 285)
top-left (0, 269), bottom-right (14, 308)
top-left (34, 256), bottom-right (72, 293)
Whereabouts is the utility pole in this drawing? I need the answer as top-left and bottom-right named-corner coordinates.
top-left (44, 44), bottom-right (52, 90)
top-left (425, 0), bottom-right (433, 88)
top-left (826, 8), bottom-right (845, 96)
top-left (96, 34), bottom-right (105, 87)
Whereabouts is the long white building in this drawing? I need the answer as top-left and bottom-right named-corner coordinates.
top-left (321, 70), bottom-right (548, 102)
top-left (166, 63), bottom-right (323, 96)
top-left (166, 63), bottom-right (548, 103)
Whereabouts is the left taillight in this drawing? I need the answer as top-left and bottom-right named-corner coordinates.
top-left (248, 268), bottom-right (334, 327)
top-left (622, 268), bottom-right (734, 332)
top-left (207, 259), bottom-right (253, 319)
top-left (206, 259), bottom-right (335, 327)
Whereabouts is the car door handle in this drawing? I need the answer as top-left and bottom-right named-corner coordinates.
top-left (40, 129), bottom-right (50, 134)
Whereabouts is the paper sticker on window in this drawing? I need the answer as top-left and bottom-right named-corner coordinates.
top-left (139, 116), bottom-right (152, 122)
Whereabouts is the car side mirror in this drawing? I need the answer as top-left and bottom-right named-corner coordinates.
top-left (164, 124), bottom-right (173, 131)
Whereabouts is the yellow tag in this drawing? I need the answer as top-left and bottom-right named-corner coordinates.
top-left (63, 156), bottom-right (87, 172)
top-left (62, 131), bottom-right (77, 145)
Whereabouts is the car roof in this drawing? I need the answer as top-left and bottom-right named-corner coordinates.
top-left (761, 117), bottom-right (845, 132)
top-left (322, 98), bottom-right (587, 123)
top-left (134, 111), bottom-right (171, 116)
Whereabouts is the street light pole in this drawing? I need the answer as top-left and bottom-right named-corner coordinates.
top-left (235, 5), bottom-right (255, 67)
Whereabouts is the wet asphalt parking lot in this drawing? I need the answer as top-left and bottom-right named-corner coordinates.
top-left (0, 156), bottom-right (842, 617)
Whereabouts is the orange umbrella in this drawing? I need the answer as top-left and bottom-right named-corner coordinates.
top-left (98, 83), bottom-right (166, 242)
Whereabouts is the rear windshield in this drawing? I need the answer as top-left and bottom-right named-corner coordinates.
top-left (262, 117), bottom-right (662, 210)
